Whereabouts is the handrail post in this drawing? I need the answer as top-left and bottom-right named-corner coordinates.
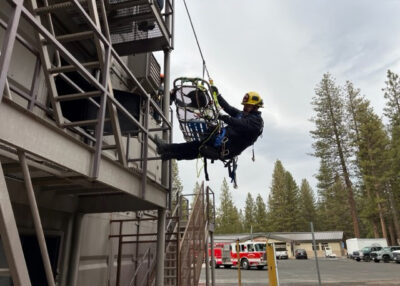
top-left (116, 222), bottom-right (123, 286)
top-left (155, 208), bottom-right (166, 286)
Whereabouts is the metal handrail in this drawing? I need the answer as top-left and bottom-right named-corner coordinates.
top-left (128, 247), bottom-right (153, 286)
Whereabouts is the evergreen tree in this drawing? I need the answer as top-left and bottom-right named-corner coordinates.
top-left (383, 70), bottom-right (400, 124)
top-left (253, 194), bottom-right (268, 232)
top-left (317, 176), bottom-right (354, 238)
top-left (215, 178), bottom-right (241, 234)
top-left (283, 171), bottom-right (301, 231)
top-left (356, 107), bottom-right (391, 240)
top-left (311, 73), bottom-right (360, 237)
top-left (243, 193), bottom-right (256, 233)
top-left (171, 160), bottom-right (183, 203)
top-left (344, 82), bottom-right (381, 237)
top-left (267, 160), bottom-right (287, 231)
top-left (382, 70), bottom-right (400, 242)
top-left (267, 160), bottom-right (300, 232)
top-left (298, 179), bottom-right (317, 231)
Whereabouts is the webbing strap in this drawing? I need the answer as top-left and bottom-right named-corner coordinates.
top-left (204, 157), bottom-right (209, 181)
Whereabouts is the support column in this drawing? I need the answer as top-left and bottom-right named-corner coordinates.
top-left (161, 48), bottom-right (171, 189)
top-left (67, 213), bottom-right (84, 286)
top-left (0, 162), bottom-right (31, 286)
top-left (204, 235), bottom-right (210, 286)
top-left (18, 151), bottom-right (55, 286)
top-left (210, 231), bottom-right (216, 286)
top-left (155, 208), bottom-right (166, 286)
top-left (60, 215), bottom-right (74, 286)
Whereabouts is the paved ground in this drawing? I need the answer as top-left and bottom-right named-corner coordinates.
top-left (199, 258), bottom-right (400, 286)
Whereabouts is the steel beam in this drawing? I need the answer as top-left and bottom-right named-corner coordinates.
top-left (18, 151), bottom-right (56, 286)
top-left (0, 161), bottom-right (31, 286)
top-left (0, 101), bottom-right (167, 208)
top-left (0, 0), bottom-right (23, 102)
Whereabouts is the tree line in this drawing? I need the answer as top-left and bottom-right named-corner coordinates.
top-left (172, 70), bottom-right (400, 245)
top-left (310, 71), bottom-right (400, 244)
top-left (215, 162), bottom-right (319, 235)
top-left (214, 70), bottom-right (400, 245)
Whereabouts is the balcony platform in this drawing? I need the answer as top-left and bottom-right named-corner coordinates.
top-left (0, 99), bottom-right (168, 214)
top-left (107, 0), bottom-right (172, 55)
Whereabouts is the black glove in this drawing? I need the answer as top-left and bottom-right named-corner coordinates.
top-left (210, 85), bottom-right (219, 95)
top-left (218, 114), bottom-right (230, 122)
top-left (170, 88), bottom-right (177, 105)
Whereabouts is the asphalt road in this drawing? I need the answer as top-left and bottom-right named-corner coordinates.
top-left (199, 258), bottom-right (400, 286)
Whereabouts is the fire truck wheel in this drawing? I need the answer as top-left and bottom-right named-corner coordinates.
top-left (241, 258), bottom-right (250, 270)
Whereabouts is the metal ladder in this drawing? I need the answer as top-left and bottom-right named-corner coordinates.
top-left (28, 0), bottom-right (127, 178)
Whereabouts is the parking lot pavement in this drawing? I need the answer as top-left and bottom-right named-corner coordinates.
top-left (199, 258), bottom-right (400, 286)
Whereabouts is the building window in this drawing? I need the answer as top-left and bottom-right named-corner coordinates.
top-left (312, 243), bottom-right (320, 251)
top-left (321, 242), bottom-right (329, 250)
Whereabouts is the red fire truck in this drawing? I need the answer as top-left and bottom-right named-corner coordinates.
top-left (210, 241), bottom-right (267, 270)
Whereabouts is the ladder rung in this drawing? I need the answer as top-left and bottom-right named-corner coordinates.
top-left (42, 31), bottom-right (94, 45)
top-left (108, 0), bottom-right (150, 11)
top-left (48, 61), bottom-right (100, 74)
top-left (62, 118), bottom-right (110, 128)
top-left (34, 0), bottom-right (86, 15)
top-left (56, 91), bottom-right (102, 102)
top-left (102, 145), bottom-right (117, 150)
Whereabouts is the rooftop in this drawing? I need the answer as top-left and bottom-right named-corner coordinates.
top-left (214, 231), bottom-right (344, 243)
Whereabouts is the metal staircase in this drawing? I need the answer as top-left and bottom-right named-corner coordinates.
top-left (110, 183), bottom-right (215, 286)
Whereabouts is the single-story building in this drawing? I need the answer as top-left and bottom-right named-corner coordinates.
top-left (213, 231), bottom-right (344, 258)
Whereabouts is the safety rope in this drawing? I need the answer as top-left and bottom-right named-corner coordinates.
top-left (182, 0), bottom-right (211, 81)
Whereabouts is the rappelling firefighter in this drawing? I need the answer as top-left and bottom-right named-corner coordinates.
top-left (155, 88), bottom-right (264, 161)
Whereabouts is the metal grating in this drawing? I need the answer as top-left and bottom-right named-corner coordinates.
top-left (107, 0), bottom-right (172, 55)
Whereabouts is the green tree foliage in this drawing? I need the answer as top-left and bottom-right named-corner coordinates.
top-left (311, 73), bottom-right (360, 237)
top-left (171, 160), bottom-right (183, 203)
top-left (317, 176), bottom-right (354, 238)
top-left (382, 70), bottom-right (400, 241)
top-left (383, 70), bottom-right (400, 124)
top-left (215, 178), bottom-right (242, 234)
top-left (267, 160), bottom-right (300, 232)
top-left (357, 106), bottom-right (391, 239)
top-left (298, 179), bottom-right (317, 231)
top-left (243, 193), bottom-right (256, 233)
top-left (253, 194), bottom-right (268, 232)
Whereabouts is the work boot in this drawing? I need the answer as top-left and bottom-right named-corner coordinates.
top-left (154, 135), bottom-right (167, 154)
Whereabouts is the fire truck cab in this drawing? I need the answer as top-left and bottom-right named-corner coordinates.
top-left (221, 240), bottom-right (267, 270)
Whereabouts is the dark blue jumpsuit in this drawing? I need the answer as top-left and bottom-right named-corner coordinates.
top-left (161, 94), bottom-right (263, 160)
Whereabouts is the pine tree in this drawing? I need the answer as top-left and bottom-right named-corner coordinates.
top-left (317, 176), bottom-right (354, 238)
top-left (298, 179), bottom-right (317, 231)
top-left (171, 160), bottom-right (183, 203)
top-left (267, 160), bottom-right (287, 231)
top-left (356, 106), bottom-right (391, 241)
top-left (311, 73), bottom-right (360, 237)
top-left (243, 193), bottom-right (256, 233)
top-left (215, 178), bottom-right (241, 234)
top-left (253, 194), bottom-right (268, 232)
top-left (267, 160), bottom-right (300, 232)
top-left (283, 171), bottom-right (300, 231)
top-left (344, 82), bottom-right (381, 237)
top-left (382, 70), bottom-right (400, 242)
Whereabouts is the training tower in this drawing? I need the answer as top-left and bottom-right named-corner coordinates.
top-left (0, 0), bottom-right (216, 285)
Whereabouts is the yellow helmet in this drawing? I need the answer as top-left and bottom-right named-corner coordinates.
top-left (242, 91), bottom-right (263, 108)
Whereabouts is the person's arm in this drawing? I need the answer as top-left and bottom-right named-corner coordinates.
top-left (219, 114), bottom-right (263, 133)
top-left (217, 94), bottom-right (240, 117)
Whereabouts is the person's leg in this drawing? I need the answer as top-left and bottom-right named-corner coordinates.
top-left (158, 141), bottom-right (201, 160)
